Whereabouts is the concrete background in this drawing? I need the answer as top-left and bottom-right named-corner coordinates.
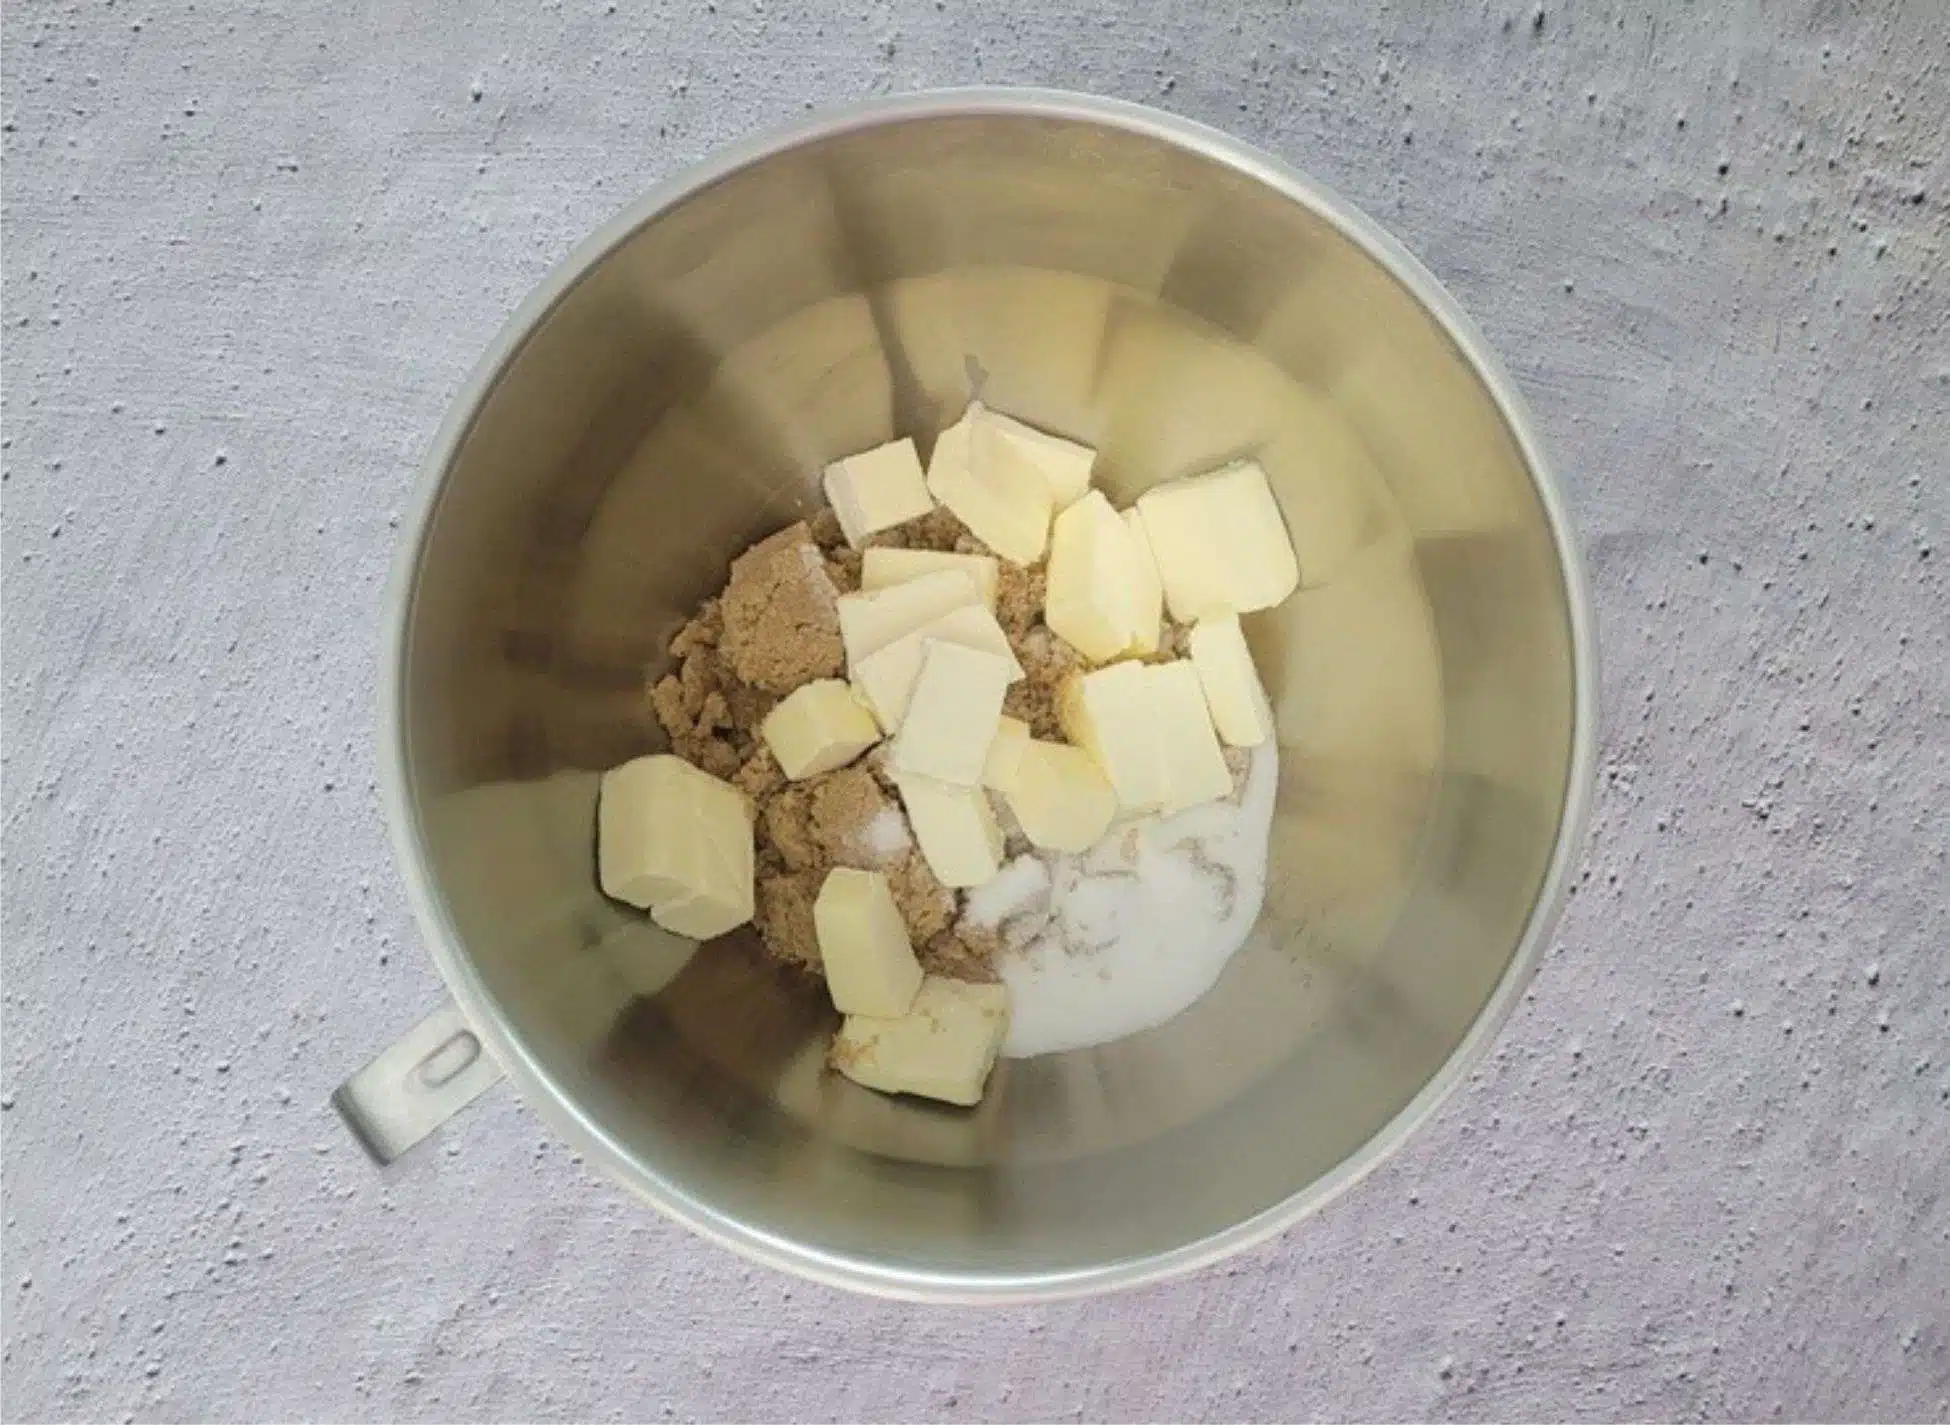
top-left (3, 0), bottom-right (1945, 1419)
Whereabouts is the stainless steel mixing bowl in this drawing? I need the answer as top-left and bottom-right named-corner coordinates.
top-left (344, 89), bottom-right (1596, 1300)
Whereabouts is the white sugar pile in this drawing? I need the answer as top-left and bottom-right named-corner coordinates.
top-left (983, 742), bottom-right (1279, 1058)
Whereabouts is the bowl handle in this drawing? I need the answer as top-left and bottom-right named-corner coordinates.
top-left (332, 1003), bottom-right (504, 1164)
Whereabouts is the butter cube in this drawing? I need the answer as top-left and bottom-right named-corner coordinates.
top-left (1002, 740), bottom-right (1117, 853)
top-left (889, 639), bottom-right (1013, 786)
top-left (1147, 659), bottom-right (1234, 812)
top-left (1059, 661), bottom-right (1169, 812)
top-left (849, 603), bottom-right (1023, 733)
top-left (761, 679), bottom-right (881, 780)
top-left (1135, 460), bottom-right (1300, 620)
top-left (1122, 508), bottom-right (1164, 655)
top-left (598, 754), bottom-right (754, 938)
top-left (926, 407), bottom-right (1053, 564)
top-left (982, 715), bottom-right (1031, 793)
top-left (895, 775), bottom-right (1004, 888)
top-left (1059, 659), bottom-right (1232, 815)
top-left (978, 407), bottom-right (1096, 509)
top-left (837, 568), bottom-right (983, 666)
top-left (645, 889), bottom-right (749, 941)
top-left (822, 437), bottom-right (935, 548)
top-left (831, 976), bottom-right (1011, 1107)
top-left (813, 868), bottom-right (923, 1017)
top-left (1044, 490), bottom-right (1146, 664)
top-left (1188, 611), bottom-right (1275, 747)
top-left (860, 547), bottom-right (1000, 610)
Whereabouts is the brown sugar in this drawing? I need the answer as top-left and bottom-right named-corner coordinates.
top-left (748, 772), bottom-right (962, 977)
top-left (719, 521), bottom-right (845, 693)
top-left (647, 668), bottom-right (742, 780)
top-left (721, 681), bottom-right (777, 737)
top-left (760, 783), bottom-right (820, 872)
top-left (887, 849), bottom-right (956, 943)
top-left (807, 508), bottom-right (848, 551)
top-left (647, 599), bottom-right (765, 770)
top-left (694, 739), bottom-right (743, 781)
top-left (920, 929), bottom-right (1001, 984)
top-left (732, 746), bottom-right (785, 800)
top-left (678, 647), bottom-right (720, 721)
top-left (670, 598), bottom-right (723, 659)
top-left (823, 548), bottom-right (863, 594)
top-left (748, 774), bottom-right (959, 976)
top-left (1004, 625), bottom-right (1085, 741)
top-left (648, 672), bottom-right (688, 740)
top-left (805, 508), bottom-right (865, 593)
top-left (872, 505), bottom-right (967, 552)
top-left (808, 765), bottom-right (909, 870)
top-left (754, 869), bottom-right (822, 973)
top-left (994, 561), bottom-right (1045, 642)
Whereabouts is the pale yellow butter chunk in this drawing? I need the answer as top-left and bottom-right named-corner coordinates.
top-left (1002, 740), bottom-right (1118, 853)
top-left (978, 407), bottom-right (1097, 509)
top-left (822, 437), bottom-right (934, 548)
top-left (981, 715), bottom-right (1031, 794)
top-left (889, 640), bottom-right (1013, 787)
top-left (860, 547), bottom-right (1000, 610)
top-left (831, 976), bottom-right (1011, 1107)
top-left (650, 883), bottom-right (751, 941)
top-left (1059, 661), bottom-right (1170, 813)
top-left (1188, 611), bottom-right (1275, 747)
top-left (836, 568), bottom-right (983, 666)
top-left (925, 406), bottom-right (1052, 564)
top-left (597, 754), bottom-right (754, 938)
top-left (761, 679), bottom-right (881, 780)
top-left (895, 774), bottom-right (1004, 888)
top-left (1121, 508), bottom-right (1165, 655)
top-left (1147, 659), bottom-right (1234, 812)
top-left (1059, 659), bottom-right (1232, 815)
top-left (1044, 490), bottom-right (1146, 664)
top-left (1135, 459), bottom-right (1300, 620)
top-left (849, 603), bottom-right (1023, 733)
top-left (813, 867), bottom-right (923, 1017)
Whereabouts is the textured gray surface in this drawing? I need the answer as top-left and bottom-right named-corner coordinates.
top-left (3, 1), bottom-right (1946, 1420)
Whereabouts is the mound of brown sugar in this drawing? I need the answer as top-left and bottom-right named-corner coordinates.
top-left (647, 503), bottom-right (1177, 987)
top-left (1004, 625), bottom-right (1084, 741)
top-left (807, 509), bottom-right (863, 593)
top-left (993, 561), bottom-right (1044, 642)
top-left (719, 521), bottom-right (844, 693)
top-left (645, 600), bottom-right (744, 781)
top-left (747, 759), bottom-right (976, 971)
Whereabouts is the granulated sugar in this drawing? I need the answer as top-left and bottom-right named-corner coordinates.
top-left (861, 807), bottom-right (912, 862)
top-left (990, 742), bottom-right (1279, 1058)
top-left (964, 855), bottom-right (1053, 930)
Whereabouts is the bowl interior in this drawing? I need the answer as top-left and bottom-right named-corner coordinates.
top-left (393, 101), bottom-right (1584, 1293)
